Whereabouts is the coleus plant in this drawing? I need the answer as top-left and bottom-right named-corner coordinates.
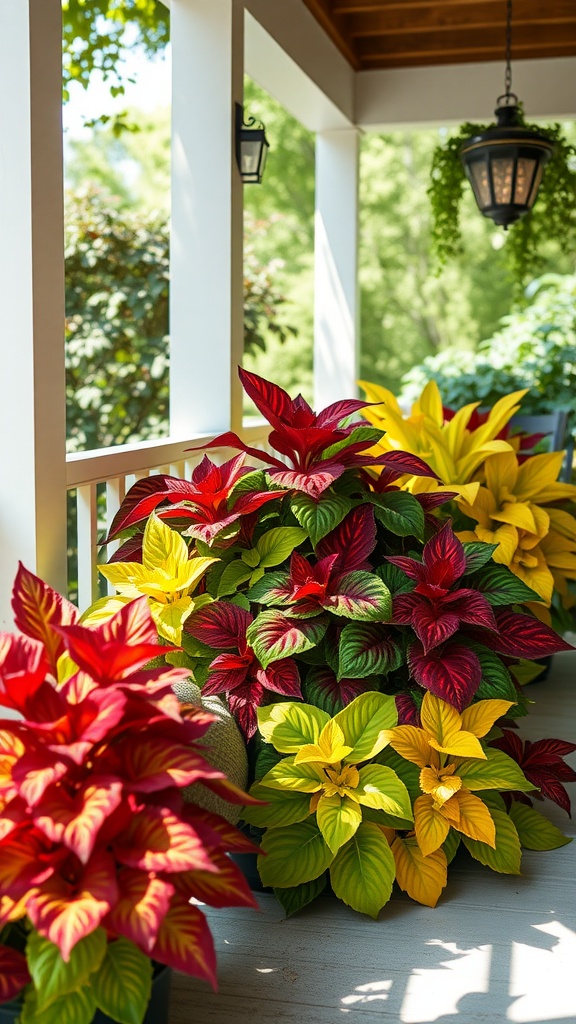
top-left (0, 565), bottom-right (259, 1023)
top-left (101, 368), bottom-right (574, 918)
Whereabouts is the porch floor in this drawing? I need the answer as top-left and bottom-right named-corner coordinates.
top-left (169, 654), bottom-right (576, 1023)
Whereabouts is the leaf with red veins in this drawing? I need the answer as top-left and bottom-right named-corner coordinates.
top-left (0, 632), bottom-right (49, 714)
top-left (113, 806), bottom-right (219, 874)
top-left (187, 432), bottom-right (286, 471)
top-left (412, 605), bottom-right (461, 654)
top-left (190, 807), bottom-right (261, 853)
top-left (105, 474), bottom-right (193, 540)
top-left (0, 826), bottom-right (55, 900)
top-left (395, 693), bottom-right (421, 727)
top-left (416, 491), bottom-right (459, 511)
top-left (316, 506), bottom-right (377, 573)
top-left (492, 731), bottom-right (576, 815)
top-left (227, 689), bottom-right (261, 740)
top-left (363, 450), bottom-right (438, 478)
top-left (442, 590), bottom-right (498, 632)
top-left (185, 602), bottom-right (252, 650)
top-left (60, 671), bottom-right (99, 705)
top-left (174, 848), bottom-right (258, 910)
top-left (423, 521), bottom-right (467, 582)
top-left (256, 657), bottom-right (301, 698)
top-left (488, 609), bottom-right (574, 659)
top-left (316, 399), bottom-right (373, 429)
top-left (268, 466), bottom-right (345, 498)
top-left (151, 894), bottom-right (217, 987)
top-left (31, 689), bottom-right (128, 766)
top-left (239, 367), bottom-right (306, 431)
top-left (201, 652), bottom-right (252, 697)
top-left (104, 869), bottom-right (175, 954)
top-left (325, 571), bottom-right (392, 621)
top-left (408, 640), bottom-right (482, 711)
top-left (0, 945), bottom-right (31, 1003)
top-left (27, 849), bottom-right (119, 962)
top-left (33, 777), bottom-right (124, 864)
top-left (11, 563), bottom-right (79, 674)
top-left (288, 551), bottom-right (336, 602)
top-left (0, 798), bottom-right (30, 842)
top-left (386, 555), bottom-right (428, 584)
top-left (11, 751), bottom-right (70, 807)
top-left (109, 533), bottom-right (144, 564)
top-left (120, 738), bottom-right (227, 793)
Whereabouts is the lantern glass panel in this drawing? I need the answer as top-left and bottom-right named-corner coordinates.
top-left (527, 163), bottom-right (544, 209)
top-left (470, 160), bottom-right (491, 209)
top-left (241, 139), bottom-right (262, 178)
top-left (514, 157), bottom-right (536, 204)
top-left (492, 156), bottom-right (514, 204)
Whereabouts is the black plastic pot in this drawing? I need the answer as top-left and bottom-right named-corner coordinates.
top-left (0, 965), bottom-right (171, 1024)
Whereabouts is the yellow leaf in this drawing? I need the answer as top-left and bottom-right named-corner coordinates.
top-left (420, 693), bottom-right (486, 760)
top-left (460, 700), bottom-right (515, 738)
top-left (492, 502), bottom-right (538, 533)
top-left (453, 791), bottom-right (496, 847)
top-left (143, 512), bottom-right (189, 574)
top-left (419, 766), bottom-right (461, 806)
top-left (418, 381), bottom-right (444, 426)
top-left (484, 452), bottom-right (519, 504)
top-left (383, 726), bottom-right (432, 768)
top-left (515, 451), bottom-right (566, 501)
top-left (414, 795), bottom-right (450, 857)
top-left (295, 720), bottom-right (352, 766)
top-left (392, 836), bottom-right (448, 907)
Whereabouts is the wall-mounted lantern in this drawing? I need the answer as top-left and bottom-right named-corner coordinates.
top-left (235, 103), bottom-right (269, 184)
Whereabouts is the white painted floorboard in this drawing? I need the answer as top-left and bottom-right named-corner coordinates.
top-left (169, 653), bottom-right (576, 1024)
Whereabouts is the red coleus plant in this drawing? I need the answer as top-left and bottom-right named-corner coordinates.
top-left (491, 730), bottom-right (576, 815)
top-left (188, 368), bottom-right (435, 498)
top-left (0, 565), bottom-right (258, 1021)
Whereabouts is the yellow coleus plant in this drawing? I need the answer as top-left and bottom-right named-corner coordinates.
top-left (98, 512), bottom-right (217, 644)
top-left (382, 693), bottom-right (536, 894)
top-left (458, 450), bottom-right (576, 607)
top-left (359, 379), bottom-right (526, 503)
top-left (243, 693), bottom-right (413, 918)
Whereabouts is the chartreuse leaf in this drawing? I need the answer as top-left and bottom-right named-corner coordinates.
top-left (26, 929), bottom-right (107, 1012)
top-left (392, 836), bottom-right (448, 907)
top-left (414, 795), bottom-right (451, 857)
top-left (291, 492), bottom-right (352, 547)
top-left (254, 527), bottom-right (307, 568)
top-left (19, 987), bottom-right (96, 1024)
top-left (217, 560), bottom-right (253, 597)
top-left (332, 691), bottom-right (398, 763)
top-left (257, 702), bottom-right (330, 753)
top-left (371, 491), bottom-right (425, 539)
top-left (460, 700), bottom-right (515, 738)
top-left (337, 623), bottom-right (402, 680)
top-left (374, 746), bottom-right (422, 803)
top-left (259, 756), bottom-right (323, 792)
top-left (462, 806), bottom-right (521, 874)
top-left (457, 748), bottom-right (537, 793)
top-left (273, 874), bottom-right (328, 917)
top-left (247, 610), bottom-right (328, 669)
top-left (258, 820), bottom-right (333, 888)
top-left (355, 764), bottom-right (413, 821)
top-left (507, 801), bottom-right (572, 850)
top-left (317, 794), bottom-right (363, 854)
top-left (91, 938), bottom-right (152, 1024)
top-left (243, 783), bottom-right (311, 829)
top-left (330, 822), bottom-right (395, 918)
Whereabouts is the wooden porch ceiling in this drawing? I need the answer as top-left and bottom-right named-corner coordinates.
top-left (301, 0), bottom-right (576, 71)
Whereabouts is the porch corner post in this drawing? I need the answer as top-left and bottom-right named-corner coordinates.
top-left (313, 128), bottom-right (360, 410)
top-left (170, 0), bottom-right (245, 438)
top-left (0, 0), bottom-right (67, 629)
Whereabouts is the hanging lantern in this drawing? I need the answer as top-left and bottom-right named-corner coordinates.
top-left (235, 103), bottom-right (270, 185)
top-left (459, 0), bottom-right (554, 229)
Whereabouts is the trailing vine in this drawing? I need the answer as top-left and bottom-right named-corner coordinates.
top-left (428, 117), bottom-right (576, 287)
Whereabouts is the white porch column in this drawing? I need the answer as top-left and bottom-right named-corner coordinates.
top-left (314, 128), bottom-right (360, 410)
top-left (0, 0), bottom-right (67, 629)
top-left (170, 0), bottom-right (245, 437)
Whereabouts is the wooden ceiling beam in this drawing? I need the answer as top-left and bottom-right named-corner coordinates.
top-left (301, 0), bottom-right (361, 67)
top-left (345, 2), bottom-right (576, 39)
top-left (333, 0), bottom-right (503, 13)
top-left (358, 40), bottom-right (576, 66)
top-left (355, 21), bottom-right (576, 57)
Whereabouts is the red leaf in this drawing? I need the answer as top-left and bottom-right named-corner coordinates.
top-left (412, 606), bottom-right (460, 654)
top-left (408, 640), bottom-right (482, 711)
top-left (105, 869), bottom-right (175, 953)
top-left (0, 945), bottom-right (30, 1003)
top-left (33, 777), bottom-right (124, 864)
top-left (121, 738), bottom-right (226, 792)
top-left (11, 563), bottom-right (79, 674)
top-left (0, 827), bottom-right (55, 900)
top-left (239, 367), bottom-right (304, 430)
top-left (105, 475), bottom-right (190, 541)
top-left (186, 432), bottom-right (285, 470)
top-left (11, 752), bottom-right (69, 807)
top-left (423, 522), bottom-right (466, 587)
top-left (113, 806), bottom-right (218, 873)
top-left (189, 807), bottom-right (261, 853)
top-left (185, 603), bottom-right (252, 650)
top-left (176, 848), bottom-right (258, 909)
top-left (0, 633), bottom-right (48, 714)
top-left (379, 450), bottom-right (437, 478)
top-left (151, 894), bottom-right (217, 987)
top-left (443, 590), bottom-right (498, 632)
top-left (258, 658), bottom-right (302, 697)
top-left (316, 506), bottom-right (377, 572)
top-left (269, 466), bottom-right (344, 497)
top-left (56, 599), bottom-right (162, 682)
top-left (316, 398), bottom-right (372, 429)
top-left (489, 610), bottom-right (574, 659)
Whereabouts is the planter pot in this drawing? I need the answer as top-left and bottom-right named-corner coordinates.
top-left (0, 965), bottom-right (171, 1024)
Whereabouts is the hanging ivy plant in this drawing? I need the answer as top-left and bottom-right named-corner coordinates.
top-left (428, 116), bottom-right (576, 286)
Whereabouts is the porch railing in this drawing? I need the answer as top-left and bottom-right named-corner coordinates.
top-left (66, 424), bottom-right (271, 612)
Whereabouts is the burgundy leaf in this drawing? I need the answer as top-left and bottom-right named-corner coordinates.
top-left (316, 399), bottom-right (373, 429)
top-left (443, 590), bottom-right (498, 632)
top-left (423, 521), bottom-right (466, 587)
top-left (386, 555), bottom-right (427, 583)
top-left (258, 658), bottom-right (302, 698)
top-left (239, 367), bottom-right (307, 431)
top-left (408, 640), bottom-right (482, 710)
top-left (316, 506), bottom-right (377, 573)
top-left (489, 610), bottom-right (574, 659)
top-left (378, 450), bottom-right (438, 478)
top-left (186, 432), bottom-right (285, 471)
top-left (185, 603), bottom-right (252, 650)
top-left (412, 607), bottom-right (460, 654)
top-left (395, 693), bottom-right (421, 727)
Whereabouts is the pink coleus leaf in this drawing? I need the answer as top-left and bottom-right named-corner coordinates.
top-left (316, 505), bottom-right (377, 573)
top-left (33, 777), bottom-right (124, 864)
top-left (268, 466), bottom-right (345, 498)
top-left (113, 806), bottom-right (219, 874)
top-left (0, 826), bottom-right (55, 901)
top-left (120, 738), bottom-right (226, 793)
top-left (257, 657), bottom-right (301, 697)
top-left (0, 945), bottom-right (31, 1003)
top-left (185, 602), bottom-right (252, 650)
top-left (488, 610), bottom-right (574, 659)
top-left (104, 869), bottom-right (175, 954)
top-left (324, 572), bottom-right (392, 622)
top-left (105, 474), bottom-right (194, 541)
top-left (246, 610), bottom-right (328, 670)
top-left (408, 639), bottom-right (482, 710)
top-left (151, 894), bottom-right (217, 987)
top-left (11, 564), bottom-right (79, 675)
top-left (11, 752), bottom-right (70, 808)
top-left (175, 848), bottom-right (258, 910)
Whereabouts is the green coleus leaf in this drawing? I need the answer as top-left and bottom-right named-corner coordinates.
top-left (329, 822), bottom-right (396, 918)
top-left (273, 874), bottom-right (328, 917)
top-left (90, 938), bottom-right (152, 1024)
top-left (20, 986), bottom-right (97, 1024)
top-left (291, 491), bottom-right (352, 548)
top-left (462, 806), bottom-right (521, 874)
top-left (325, 572), bottom-right (392, 621)
top-left (471, 643), bottom-right (520, 705)
top-left (257, 701), bottom-right (330, 752)
top-left (356, 764), bottom-right (413, 820)
top-left (374, 745), bottom-right (422, 803)
top-left (374, 562), bottom-right (416, 597)
top-left (258, 820), bottom-right (334, 887)
top-left (457, 747), bottom-right (537, 793)
top-left (254, 744), bottom-right (284, 781)
top-left (507, 801), bottom-right (572, 850)
top-left (321, 426), bottom-right (384, 460)
top-left (461, 541), bottom-right (498, 574)
top-left (260, 756), bottom-right (323, 793)
top-left (246, 570), bottom-right (291, 605)
top-left (217, 560), bottom-right (253, 597)
top-left (317, 793), bottom-right (363, 854)
top-left (471, 563), bottom-right (542, 605)
top-left (243, 783), bottom-right (312, 829)
top-left (26, 929), bottom-right (107, 1012)
top-left (229, 468), bottom-right (270, 498)
top-left (247, 610), bottom-right (328, 669)
top-left (442, 829), bottom-right (461, 865)
top-left (255, 526), bottom-right (308, 568)
top-left (332, 691), bottom-right (397, 762)
top-left (337, 622), bottom-right (403, 679)
top-left (370, 491), bottom-right (425, 539)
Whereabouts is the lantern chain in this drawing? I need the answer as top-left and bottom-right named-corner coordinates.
top-left (504, 0), bottom-right (513, 102)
